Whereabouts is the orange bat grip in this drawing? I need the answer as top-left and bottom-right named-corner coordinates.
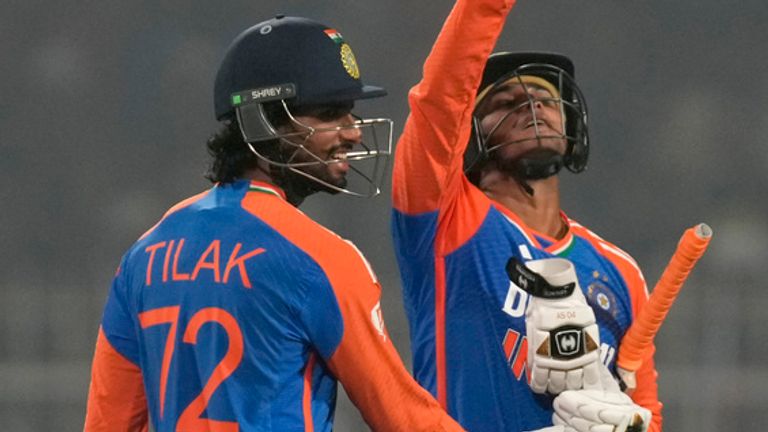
top-left (617, 223), bottom-right (712, 372)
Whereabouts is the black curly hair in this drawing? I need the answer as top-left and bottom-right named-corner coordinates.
top-left (204, 102), bottom-right (290, 184)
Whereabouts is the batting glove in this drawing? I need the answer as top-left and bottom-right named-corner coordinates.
top-left (526, 426), bottom-right (578, 432)
top-left (506, 257), bottom-right (602, 394)
top-left (552, 389), bottom-right (652, 432)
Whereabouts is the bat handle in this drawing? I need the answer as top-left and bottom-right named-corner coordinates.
top-left (616, 223), bottom-right (712, 393)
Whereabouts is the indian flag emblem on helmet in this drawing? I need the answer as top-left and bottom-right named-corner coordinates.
top-left (340, 43), bottom-right (360, 79)
top-left (324, 28), bottom-right (344, 44)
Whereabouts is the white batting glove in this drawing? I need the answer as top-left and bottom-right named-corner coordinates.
top-left (506, 257), bottom-right (602, 394)
top-left (552, 389), bottom-right (652, 432)
top-left (526, 426), bottom-right (578, 432)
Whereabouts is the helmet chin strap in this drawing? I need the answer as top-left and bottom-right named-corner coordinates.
top-left (507, 150), bottom-right (564, 196)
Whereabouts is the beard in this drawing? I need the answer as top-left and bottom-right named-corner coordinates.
top-left (270, 145), bottom-right (348, 206)
top-left (298, 160), bottom-right (348, 191)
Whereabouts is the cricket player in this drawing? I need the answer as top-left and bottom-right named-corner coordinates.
top-left (391, 0), bottom-right (663, 430)
top-left (84, 16), bottom-right (464, 432)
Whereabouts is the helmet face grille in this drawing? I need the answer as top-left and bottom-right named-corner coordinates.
top-left (236, 101), bottom-right (394, 198)
top-left (467, 56), bottom-right (589, 177)
top-left (213, 16), bottom-right (392, 199)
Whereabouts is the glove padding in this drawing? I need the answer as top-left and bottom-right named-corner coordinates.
top-left (526, 426), bottom-right (578, 432)
top-left (552, 389), bottom-right (652, 432)
top-left (508, 257), bottom-right (602, 394)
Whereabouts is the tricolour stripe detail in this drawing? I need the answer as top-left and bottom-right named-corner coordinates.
top-left (248, 181), bottom-right (286, 199)
top-left (549, 232), bottom-right (574, 256)
top-left (302, 353), bottom-right (317, 432)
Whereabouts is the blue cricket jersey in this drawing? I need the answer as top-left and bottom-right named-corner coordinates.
top-left (86, 180), bottom-right (465, 432)
top-left (390, 0), bottom-right (662, 430)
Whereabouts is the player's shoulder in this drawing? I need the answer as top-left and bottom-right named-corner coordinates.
top-left (240, 192), bottom-right (371, 273)
top-left (568, 218), bottom-right (643, 277)
top-left (137, 189), bottom-right (213, 241)
top-left (283, 207), bottom-right (372, 273)
top-left (115, 189), bottom-right (210, 267)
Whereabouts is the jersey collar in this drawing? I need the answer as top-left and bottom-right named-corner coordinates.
top-left (545, 215), bottom-right (575, 257)
top-left (493, 203), bottom-right (574, 255)
top-left (248, 180), bottom-right (287, 200)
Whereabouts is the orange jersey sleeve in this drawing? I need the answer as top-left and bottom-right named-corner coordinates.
top-left (241, 193), bottom-right (464, 431)
top-left (324, 255), bottom-right (464, 432)
top-left (392, 0), bottom-right (517, 216)
top-left (84, 328), bottom-right (149, 432)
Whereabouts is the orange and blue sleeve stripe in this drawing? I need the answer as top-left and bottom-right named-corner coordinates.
top-left (241, 192), bottom-right (464, 431)
top-left (391, 0), bottom-right (518, 410)
top-left (84, 328), bottom-right (149, 432)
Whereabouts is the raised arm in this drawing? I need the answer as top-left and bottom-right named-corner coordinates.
top-left (392, 0), bottom-right (517, 215)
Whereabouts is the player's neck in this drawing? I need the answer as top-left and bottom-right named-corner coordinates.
top-left (242, 165), bottom-right (310, 207)
top-left (243, 165), bottom-right (273, 184)
top-left (480, 171), bottom-right (565, 239)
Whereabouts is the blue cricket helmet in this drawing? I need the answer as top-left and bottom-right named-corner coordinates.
top-left (214, 15), bottom-right (386, 120)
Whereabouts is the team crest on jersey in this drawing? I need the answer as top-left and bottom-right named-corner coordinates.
top-left (340, 43), bottom-right (360, 79)
top-left (587, 280), bottom-right (618, 318)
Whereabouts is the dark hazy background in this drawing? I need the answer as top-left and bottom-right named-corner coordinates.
top-left (2, 1), bottom-right (766, 430)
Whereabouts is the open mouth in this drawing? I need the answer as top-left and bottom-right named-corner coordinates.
top-left (524, 119), bottom-right (547, 129)
top-left (330, 150), bottom-right (348, 161)
top-left (328, 148), bottom-right (351, 173)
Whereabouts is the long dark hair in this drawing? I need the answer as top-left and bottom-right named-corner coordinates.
top-left (204, 102), bottom-right (289, 184)
top-left (204, 119), bottom-right (257, 184)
